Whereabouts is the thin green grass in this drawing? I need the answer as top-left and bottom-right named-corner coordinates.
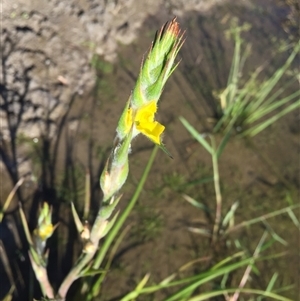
top-left (179, 80), bottom-right (299, 300)
top-left (120, 250), bottom-right (292, 301)
top-left (213, 19), bottom-right (300, 137)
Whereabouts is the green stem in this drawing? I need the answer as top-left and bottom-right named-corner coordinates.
top-left (89, 145), bottom-right (159, 299)
top-left (58, 250), bottom-right (96, 298)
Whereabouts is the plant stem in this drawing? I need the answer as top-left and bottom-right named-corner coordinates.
top-left (211, 136), bottom-right (222, 243)
top-left (58, 147), bottom-right (159, 300)
top-left (88, 145), bottom-right (159, 299)
top-left (58, 250), bottom-right (96, 299)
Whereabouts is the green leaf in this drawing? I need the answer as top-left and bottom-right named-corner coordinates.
top-left (71, 202), bottom-right (84, 234)
top-left (179, 117), bottom-right (213, 154)
top-left (80, 268), bottom-right (107, 277)
top-left (182, 194), bottom-right (211, 212)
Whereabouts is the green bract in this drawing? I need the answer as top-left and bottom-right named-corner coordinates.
top-left (117, 18), bottom-right (184, 142)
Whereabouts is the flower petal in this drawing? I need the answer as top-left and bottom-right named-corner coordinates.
top-left (133, 100), bottom-right (165, 144)
top-left (135, 101), bottom-right (157, 123)
top-left (136, 120), bottom-right (165, 145)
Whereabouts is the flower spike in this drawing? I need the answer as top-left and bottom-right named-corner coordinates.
top-left (117, 18), bottom-right (185, 151)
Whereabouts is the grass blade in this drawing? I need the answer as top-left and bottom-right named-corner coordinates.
top-left (163, 257), bottom-right (255, 301)
top-left (187, 288), bottom-right (292, 301)
top-left (247, 42), bottom-right (300, 113)
top-left (179, 117), bottom-right (213, 154)
top-left (245, 90), bottom-right (300, 124)
top-left (241, 99), bottom-right (300, 137)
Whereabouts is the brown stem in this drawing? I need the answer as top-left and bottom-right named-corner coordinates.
top-left (211, 137), bottom-right (222, 243)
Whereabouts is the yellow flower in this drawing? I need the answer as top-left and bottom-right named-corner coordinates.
top-left (33, 202), bottom-right (56, 242)
top-left (127, 101), bottom-right (165, 145)
top-left (34, 224), bottom-right (54, 241)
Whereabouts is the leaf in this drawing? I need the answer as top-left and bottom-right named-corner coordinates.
top-left (179, 117), bottom-right (213, 154)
